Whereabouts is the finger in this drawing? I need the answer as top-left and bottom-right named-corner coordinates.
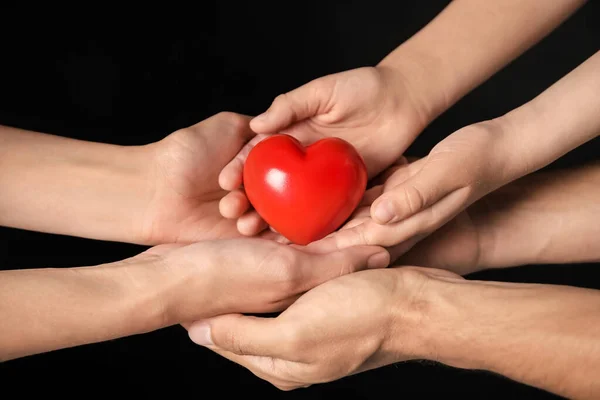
top-left (377, 186), bottom-right (472, 247)
top-left (135, 243), bottom-right (185, 258)
top-left (371, 156), bottom-right (409, 186)
top-left (301, 243), bottom-right (391, 288)
top-left (188, 314), bottom-right (293, 359)
top-left (203, 346), bottom-right (304, 391)
top-left (314, 223), bottom-right (374, 250)
top-left (371, 159), bottom-right (463, 224)
top-left (219, 134), bottom-right (268, 191)
top-left (250, 76), bottom-right (334, 134)
top-left (387, 234), bottom-right (427, 262)
top-left (257, 229), bottom-right (289, 243)
top-left (319, 187), bottom-right (470, 251)
top-left (359, 185), bottom-right (384, 207)
top-left (219, 189), bottom-right (251, 219)
top-left (237, 210), bottom-right (269, 236)
top-left (380, 157), bottom-right (426, 191)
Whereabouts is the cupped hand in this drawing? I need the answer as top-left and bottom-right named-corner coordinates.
top-left (137, 112), bottom-right (271, 245)
top-left (321, 121), bottom-right (519, 263)
top-left (186, 266), bottom-right (461, 391)
top-left (141, 237), bottom-right (390, 325)
top-left (217, 66), bottom-right (432, 237)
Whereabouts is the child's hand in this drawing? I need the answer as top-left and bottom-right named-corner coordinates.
top-left (318, 120), bottom-right (519, 261)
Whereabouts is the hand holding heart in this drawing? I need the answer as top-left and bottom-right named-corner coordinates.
top-left (218, 66), bottom-right (429, 239)
top-left (241, 134), bottom-right (367, 245)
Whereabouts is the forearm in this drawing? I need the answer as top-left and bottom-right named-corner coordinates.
top-left (0, 257), bottom-right (166, 362)
top-left (0, 125), bottom-right (153, 243)
top-left (473, 161), bottom-right (600, 268)
top-left (498, 50), bottom-right (600, 179)
top-left (378, 0), bottom-right (587, 122)
top-left (418, 276), bottom-right (600, 400)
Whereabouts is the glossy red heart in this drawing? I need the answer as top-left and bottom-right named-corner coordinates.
top-left (242, 134), bottom-right (368, 245)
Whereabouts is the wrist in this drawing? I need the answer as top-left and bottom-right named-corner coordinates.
top-left (147, 243), bottom-right (219, 324)
top-left (377, 48), bottom-right (450, 130)
top-left (100, 255), bottom-right (172, 334)
top-left (386, 268), bottom-right (471, 364)
top-left (466, 181), bottom-right (547, 270)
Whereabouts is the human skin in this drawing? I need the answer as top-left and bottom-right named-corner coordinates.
top-left (0, 112), bottom-right (275, 245)
top-left (301, 49), bottom-right (600, 257)
top-left (0, 111), bottom-right (390, 362)
top-left (188, 163), bottom-right (600, 399)
top-left (218, 0), bottom-right (589, 236)
top-left (0, 237), bottom-right (388, 362)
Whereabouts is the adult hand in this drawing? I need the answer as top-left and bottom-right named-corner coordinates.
top-left (147, 237), bottom-right (390, 324)
top-left (217, 66), bottom-right (433, 236)
top-left (186, 267), bottom-right (460, 391)
top-left (0, 234), bottom-right (389, 362)
top-left (139, 112), bottom-right (272, 244)
top-left (187, 262), bottom-right (600, 400)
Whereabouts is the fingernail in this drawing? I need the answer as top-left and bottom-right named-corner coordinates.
top-left (188, 322), bottom-right (213, 346)
top-left (367, 251), bottom-right (390, 269)
top-left (373, 200), bottom-right (395, 224)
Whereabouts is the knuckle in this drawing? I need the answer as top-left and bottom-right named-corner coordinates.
top-left (272, 93), bottom-right (290, 108)
top-left (266, 247), bottom-right (303, 293)
top-left (217, 327), bottom-right (246, 355)
top-left (329, 250), bottom-right (361, 277)
top-left (281, 326), bottom-right (305, 357)
top-left (401, 184), bottom-right (426, 216)
top-left (214, 110), bottom-right (234, 122)
top-left (217, 111), bottom-right (247, 132)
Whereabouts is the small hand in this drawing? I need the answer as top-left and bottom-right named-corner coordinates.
top-left (140, 237), bottom-right (390, 325)
top-left (322, 121), bottom-right (517, 263)
top-left (186, 266), bottom-right (461, 391)
top-left (217, 66), bottom-right (431, 237)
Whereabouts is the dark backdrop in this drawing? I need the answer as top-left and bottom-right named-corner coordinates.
top-left (0, 2), bottom-right (598, 398)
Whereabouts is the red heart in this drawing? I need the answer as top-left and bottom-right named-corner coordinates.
top-left (243, 134), bottom-right (368, 245)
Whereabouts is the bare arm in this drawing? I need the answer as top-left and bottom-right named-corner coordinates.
top-left (398, 160), bottom-right (600, 273)
top-left (423, 275), bottom-right (600, 400)
top-left (0, 125), bottom-right (153, 243)
top-left (477, 162), bottom-right (600, 268)
top-left (379, 0), bottom-right (588, 122)
top-left (0, 256), bottom-right (165, 362)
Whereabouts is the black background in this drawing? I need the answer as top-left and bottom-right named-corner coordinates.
top-left (0, 1), bottom-right (598, 398)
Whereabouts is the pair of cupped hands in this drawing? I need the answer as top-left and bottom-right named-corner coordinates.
top-left (137, 66), bottom-right (510, 389)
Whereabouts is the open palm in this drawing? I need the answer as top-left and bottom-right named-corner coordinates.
top-left (138, 112), bottom-right (276, 244)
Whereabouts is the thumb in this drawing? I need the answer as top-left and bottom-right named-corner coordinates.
top-left (250, 76), bottom-right (335, 134)
top-left (306, 240), bottom-right (390, 272)
top-left (371, 162), bottom-right (461, 225)
top-left (188, 314), bottom-right (288, 358)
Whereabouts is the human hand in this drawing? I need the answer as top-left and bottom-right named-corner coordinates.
top-left (142, 237), bottom-right (390, 325)
top-left (186, 266), bottom-right (461, 390)
top-left (138, 112), bottom-right (272, 244)
top-left (217, 66), bottom-right (433, 236)
top-left (321, 121), bottom-right (526, 263)
top-left (322, 156), bottom-right (480, 274)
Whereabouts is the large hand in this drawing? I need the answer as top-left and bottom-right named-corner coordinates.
top-left (186, 266), bottom-right (461, 391)
top-left (138, 112), bottom-right (268, 244)
top-left (217, 66), bottom-right (432, 236)
top-left (139, 237), bottom-right (390, 324)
